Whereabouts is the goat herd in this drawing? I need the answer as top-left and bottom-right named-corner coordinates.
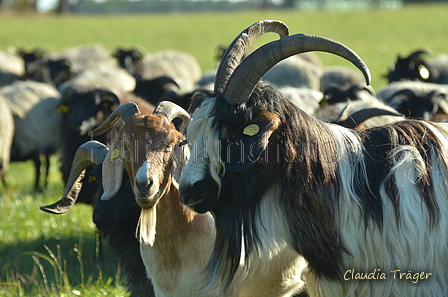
top-left (1, 19), bottom-right (448, 296)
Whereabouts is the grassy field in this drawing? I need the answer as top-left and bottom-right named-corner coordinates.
top-left (1, 3), bottom-right (448, 296)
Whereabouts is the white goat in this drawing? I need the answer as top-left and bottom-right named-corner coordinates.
top-left (0, 80), bottom-right (62, 190)
top-left (0, 94), bottom-right (14, 184)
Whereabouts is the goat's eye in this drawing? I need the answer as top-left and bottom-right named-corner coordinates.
top-left (101, 101), bottom-right (112, 110)
top-left (57, 104), bottom-right (70, 113)
top-left (179, 139), bottom-right (188, 147)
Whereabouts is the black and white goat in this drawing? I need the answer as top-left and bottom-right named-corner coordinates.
top-left (179, 20), bottom-right (448, 297)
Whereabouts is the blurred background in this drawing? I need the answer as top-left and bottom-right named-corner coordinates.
top-left (0, 0), bottom-right (425, 14)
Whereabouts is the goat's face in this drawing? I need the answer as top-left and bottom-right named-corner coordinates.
top-left (119, 114), bottom-right (184, 209)
top-left (92, 166), bottom-right (139, 232)
top-left (59, 89), bottom-right (121, 136)
top-left (179, 87), bottom-right (283, 214)
top-left (386, 50), bottom-right (431, 83)
top-left (113, 48), bottom-right (144, 75)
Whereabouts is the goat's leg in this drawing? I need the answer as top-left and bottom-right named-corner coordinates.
top-left (43, 153), bottom-right (51, 189)
top-left (33, 155), bottom-right (41, 191)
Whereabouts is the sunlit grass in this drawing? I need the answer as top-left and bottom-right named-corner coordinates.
top-left (0, 156), bottom-right (128, 296)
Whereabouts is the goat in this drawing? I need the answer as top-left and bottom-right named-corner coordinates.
top-left (0, 94), bottom-right (14, 185)
top-left (178, 20), bottom-right (448, 297)
top-left (386, 48), bottom-right (448, 84)
top-left (113, 47), bottom-right (145, 75)
top-left (331, 103), bottom-right (404, 130)
top-left (17, 47), bottom-right (48, 76)
top-left (320, 65), bottom-right (366, 92)
top-left (277, 86), bottom-right (323, 115)
top-left (262, 54), bottom-right (323, 90)
top-left (0, 50), bottom-right (25, 87)
top-left (113, 48), bottom-right (202, 94)
top-left (40, 141), bottom-right (155, 297)
top-left (24, 45), bottom-right (116, 87)
top-left (56, 67), bottom-right (153, 205)
top-left (0, 80), bottom-right (62, 190)
top-left (314, 84), bottom-right (404, 127)
top-left (377, 81), bottom-right (448, 121)
top-left (89, 85), bottom-right (307, 297)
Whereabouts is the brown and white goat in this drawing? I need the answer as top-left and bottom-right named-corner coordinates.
top-left (88, 97), bottom-right (308, 297)
top-left (179, 20), bottom-right (448, 297)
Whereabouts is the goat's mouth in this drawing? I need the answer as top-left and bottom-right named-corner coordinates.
top-left (136, 195), bottom-right (158, 210)
top-left (180, 181), bottom-right (218, 214)
top-left (134, 182), bottom-right (160, 209)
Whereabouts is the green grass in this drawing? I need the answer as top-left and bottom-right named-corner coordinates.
top-left (1, 4), bottom-right (448, 295)
top-left (0, 157), bottom-right (128, 296)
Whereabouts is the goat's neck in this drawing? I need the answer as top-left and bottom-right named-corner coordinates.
top-left (155, 184), bottom-right (215, 246)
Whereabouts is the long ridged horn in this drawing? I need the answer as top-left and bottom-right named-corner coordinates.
top-left (153, 101), bottom-right (190, 123)
top-left (214, 20), bottom-right (289, 93)
top-left (89, 102), bottom-right (140, 137)
top-left (224, 34), bottom-right (371, 104)
top-left (40, 141), bottom-right (108, 214)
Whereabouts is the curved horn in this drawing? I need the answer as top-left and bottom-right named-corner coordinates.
top-left (40, 141), bottom-right (109, 214)
top-left (88, 102), bottom-right (140, 137)
top-left (214, 20), bottom-right (289, 93)
top-left (154, 76), bottom-right (180, 90)
top-left (153, 101), bottom-right (190, 123)
top-left (388, 89), bottom-right (417, 108)
top-left (97, 88), bottom-right (124, 105)
top-left (224, 33), bottom-right (371, 105)
top-left (408, 49), bottom-right (432, 60)
top-left (335, 107), bottom-right (404, 129)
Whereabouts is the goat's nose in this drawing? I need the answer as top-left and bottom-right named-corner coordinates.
top-left (93, 210), bottom-right (107, 223)
top-left (136, 178), bottom-right (153, 192)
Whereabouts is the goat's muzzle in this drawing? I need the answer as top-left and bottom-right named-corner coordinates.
top-left (179, 179), bottom-right (219, 214)
top-left (136, 197), bottom-right (158, 210)
top-left (135, 183), bottom-right (159, 209)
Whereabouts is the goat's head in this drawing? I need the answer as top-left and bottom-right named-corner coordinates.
top-left (29, 57), bottom-right (74, 87)
top-left (386, 49), bottom-right (432, 83)
top-left (179, 20), bottom-right (371, 215)
top-left (89, 101), bottom-right (189, 209)
top-left (40, 140), bottom-right (139, 233)
top-left (321, 83), bottom-right (375, 106)
top-left (58, 88), bottom-right (123, 136)
top-left (18, 48), bottom-right (48, 76)
top-left (387, 88), bottom-right (448, 121)
top-left (113, 47), bottom-right (145, 75)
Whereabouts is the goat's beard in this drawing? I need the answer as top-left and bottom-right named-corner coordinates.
top-left (137, 208), bottom-right (157, 246)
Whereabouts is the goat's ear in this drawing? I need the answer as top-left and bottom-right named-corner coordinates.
top-left (172, 141), bottom-right (189, 189)
top-left (101, 141), bottom-right (124, 200)
top-left (223, 113), bottom-right (280, 172)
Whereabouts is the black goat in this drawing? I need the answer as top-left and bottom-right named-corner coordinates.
top-left (40, 141), bottom-right (155, 297)
top-left (386, 49), bottom-right (448, 84)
